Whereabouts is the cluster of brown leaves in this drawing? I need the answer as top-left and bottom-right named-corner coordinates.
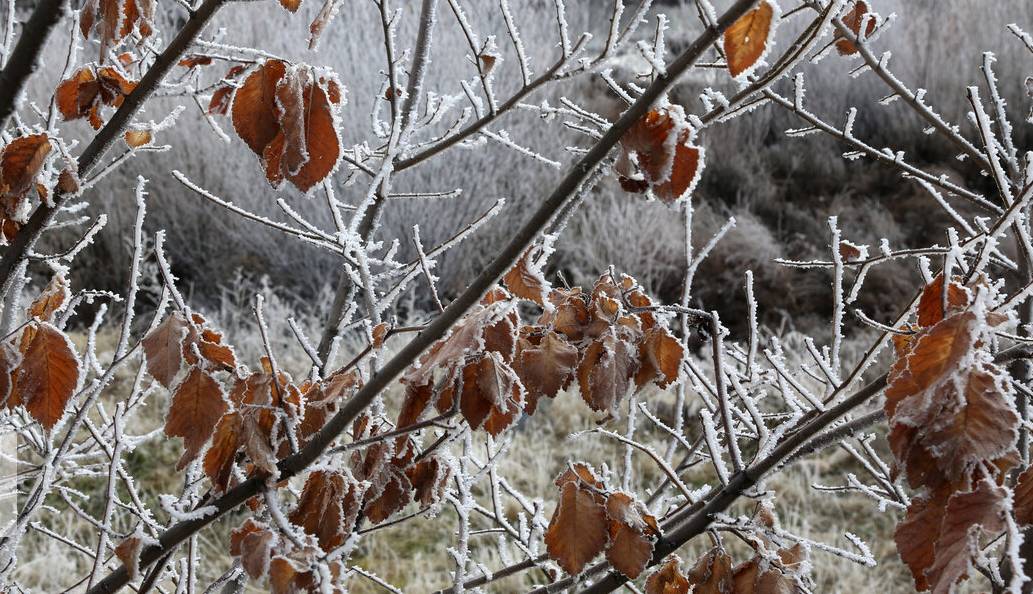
top-left (0, 273), bottom-right (81, 431)
top-left (835, 1), bottom-right (879, 56)
top-left (0, 134), bottom-right (52, 241)
top-left (397, 263), bottom-right (685, 441)
top-left (55, 65), bottom-right (138, 129)
top-left (543, 463), bottom-right (659, 578)
top-left (142, 308), bottom-right (452, 592)
top-left (616, 105), bottom-right (704, 206)
top-left (645, 544), bottom-right (804, 594)
top-left (887, 275), bottom-right (1028, 592)
top-left (723, 0), bottom-right (777, 79)
top-left (80, 0), bottom-right (155, 61)
top-left (642, 504), bottom-right (806, 593)
top-left (229, 59), bottom-right (343, 192)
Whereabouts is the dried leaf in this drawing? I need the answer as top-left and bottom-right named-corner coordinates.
top-left (916, 274), bottom-right (969, 328)
top-left (835, 1), bottom-right (878, 55)
top-left (605, 492), bottom-right (658, 579)
top-left (723, 1), bottom-right (776, 78)
top-left (616, 107), bottom-right (704, 205)
top-left (927, 480), bottom-right (1008, 593)
top-left (142, 314), bottom-right (189, 388)
top-left (645, 556), bottom-right (690, 594)
top-left (12, 323), bottom-right (80, 430)
top-left (545, 465), bottom-right (609, 575)
top-left (232, 60), bottom-right (288, 156)
top-left (684, 548), bottom-right (734, 594)
top-left (634, 326), bottom-right (683, 389)
top-left (204, 411), bottom-right (243, 493)
top-left (124, 129), bottom-right (152, 148)
top-left (164, 367), bottom-right (227, 470)
top-left (289, 470), bottom-right (359, 551)
top-left (514, 331), bottom-right (578, 414)
top-left (503, 249), bottom-right (551, 306)
top-left (27, 272), bottom-right (69, 322)
top-left (577, 329), bottom-right (639, 417)
top-left (0, 134), bottom-right (51, 207)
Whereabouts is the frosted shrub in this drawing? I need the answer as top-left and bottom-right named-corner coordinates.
top-left (1, 0), bottom-right (1033, 593)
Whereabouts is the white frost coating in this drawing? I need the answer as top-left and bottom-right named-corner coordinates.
top-left (700, 409), bottom-right (729, 485)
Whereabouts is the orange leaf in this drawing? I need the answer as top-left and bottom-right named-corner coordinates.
top-left (645, 556), bottom-right (690, 594)
top-left (634, 326), bottom-right (683, 389)
top-left (203, 411), bottom-right (242, 493)
top-left (544, 464), bottom-right (609, 575)
top-left (916, 274), bottom-right (969, 328)
top-left (616, 107), bottom-right (703, 205)
top-left (279, 0), bottom-right (301, 12)
top-left (27, 272), bottom-right (69, 322)
top-left (233, 520), bottom-right (276, 579)
top-left (232, 60), bottom-right (288, 156)
top-left (1, 134), bottom-right (51, 205)
top-left (124, 129), bottom-right (152, 148)
top-left (723, 1), bottom-right (776, 78)
top-left (503, 249), bottom-right (551, 306)
top-left (164, 367), bottom-right (227, 470)
top-left (835, 1), bottom-right (878, 56)
top-left (926, 480), bottom-right (1008, 593)
top-left (12, 323), bottom-right (80, 430)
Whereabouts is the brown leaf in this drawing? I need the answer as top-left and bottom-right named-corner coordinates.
top-left (12, 323), bottom-right (80, 430)
top-left (723, 1), bottom-right (776, 78)
top-left (234, 520), bottom-right (276, 580)
top-left (308, 0), bottom-right (339, 49)
top-left (684, 548), bottom-right (734, 593)
top-left (279, 0), bottom-right (301, 12)
top-left (835, 1), bottom-right (877, 55)
top-left (406, 457), bottom-right (451, 507)
top-left (364, 465), bottom-right (412, 524)
top-left (142, 314), bottom-right (189, 388)
top-left (232, 60), bottom-right (288, 156)
top-left (895, 485), bottom-right (950, 591)
top-left (605, 492), bottom-right (658, 579)
top-left (178, 55), bottom-right (213, 68)
top-left (577, 329), bottom-right (639, 417)
top-left (545, 465), bottom-right (609, 576)
top-left (371, 322), bottom-right (389, 349)
top-left (1015, 465), bottom-right (1033, 526)
top-left (289, 470), bottom-right (359, 551)
top-left (114, 533), bottom-right (150, 581)
top-left (917, 365), bottom-right (1019, 484)
top-left (916, 274), bottom-right (969, 328)
top-left (645, 556), bottom-right (690, 594)
top-left (203, 411), bottom-right (242, 493)
top-left (55, 67), bottom-right (137, 128)
top-left (616, 108), bottom-right (703, 205)
top-left (262, 71), bottom-right (341, 192)
top-left (123, 129), bottom-right (152, 148)
top-left (459, 353), bottom-right (524, 436)
top-left (926, 480), bottom-right (1008, 593)
top-left (80, 0), bottom-right (148, 60)
top-left (0, 134), bottom-right (51, 207)
top-left (27, 272), bottom-right (68, 322)
top-left (503, 249), bottom-right (551, 306)
top-left (268, 557), bottom-right (301, 594)
top-left (514, 330), bottom-right (578, 414)
top-left (165, 367), bottom-right (227, 470)
top-left (634, 326), bottom-right (683, 389)
top-left (732, 556), bottom-right (798, 594)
